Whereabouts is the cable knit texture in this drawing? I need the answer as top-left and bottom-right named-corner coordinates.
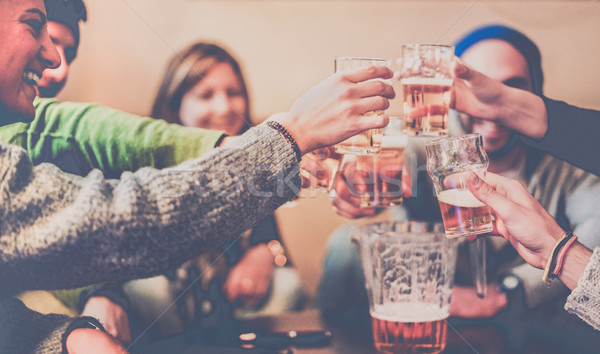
top-left (0, 124), bottom-right (299, 352)
top-left (565, 247), bottom-right (600, 331)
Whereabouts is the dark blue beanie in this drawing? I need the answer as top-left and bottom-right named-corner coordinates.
top-left (455, 25), bottom-right (543, 95)
top-left (44, 0), bottom-right (87, 49)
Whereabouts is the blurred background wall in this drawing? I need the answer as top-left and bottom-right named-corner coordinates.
top-left (59, 0), bottom-right (600, 299)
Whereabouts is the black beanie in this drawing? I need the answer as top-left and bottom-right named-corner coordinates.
top-left (44, 0), bottom-right (87, 49)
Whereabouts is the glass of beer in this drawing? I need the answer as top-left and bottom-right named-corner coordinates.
top-left (425, 133), bottom-right (492, 237)
top-left (399, 44), bottom-right (454, 137)
top-left (334, 57), bottom-right (391, 155)
top-left (356, 221), bottom-right (458, 354)
top-left (425, 133), bottom-right (491, 298)
top-left (338, 118), bottom-right (407, 207)
top-left (300, 147), bottom-right (344, 192)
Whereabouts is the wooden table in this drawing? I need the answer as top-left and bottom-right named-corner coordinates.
top-left (132, 307), bottom-right (600, 353)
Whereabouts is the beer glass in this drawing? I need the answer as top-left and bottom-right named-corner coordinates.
top-left (425, 134), bottom-right (492, 237)
top-left (334, 57), bottom-right (391, 155)
top-left (399, 44), bottom-right (454, 137)
top-left (300, 148), bottom-right (344, 192)
top-left (356, 221), bottom-right (458, 354)
top-left (338, 118), bottom-right (407, 207)
top-left (425, 133), bottom-right (491, 297)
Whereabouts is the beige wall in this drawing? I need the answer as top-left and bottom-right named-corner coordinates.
top-left (60, 0), bottom-right (600, 298)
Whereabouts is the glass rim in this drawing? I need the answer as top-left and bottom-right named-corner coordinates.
top-left (424, 133), bottom-right (483, 147)
top-left (334, 56), bottom-right (391, 63)
top-left (401, 44), bottom-right (454, 50)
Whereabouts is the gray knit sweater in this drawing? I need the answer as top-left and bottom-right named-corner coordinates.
top-left (0, 124), bottom-right (300, 352)
top-left (565, 247), bottom-right (600, 331)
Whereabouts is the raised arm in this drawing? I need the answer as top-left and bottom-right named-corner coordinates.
top-left (0, 64), bottom-right (395, 294)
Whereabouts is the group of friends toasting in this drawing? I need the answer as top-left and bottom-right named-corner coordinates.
top-left (2, 0), bottom-right (600, 353)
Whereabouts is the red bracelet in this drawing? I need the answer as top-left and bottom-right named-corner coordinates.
top-left (551, 235), bottom-right (578, 278)
top-left (542, 231), bottom-right (576, 286)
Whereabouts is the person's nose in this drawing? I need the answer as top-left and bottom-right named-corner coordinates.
top-left (38, 30), bottom-right (61, 70)
top-left (214, 94), bottom-right (235, 116)
top-left (47, 51), bottom-right (69, 84)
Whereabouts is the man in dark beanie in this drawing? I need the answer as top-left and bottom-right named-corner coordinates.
top-left (37, 0), bottom-right (87, 98)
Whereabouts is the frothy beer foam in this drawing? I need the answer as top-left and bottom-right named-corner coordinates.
top-left (437, 189), bottom-right (485, 208)
top-left (400, 77), bottom-right (453, 86)
top-left (371, 303), bottom-right (448, 323)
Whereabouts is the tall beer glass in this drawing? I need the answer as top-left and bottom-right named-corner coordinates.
top-left (399, 44), bottom-right (454, 137)
top-left (425, 134), bottom-right (492, 237)
top-left (334, 57), bottom-right (391, 155)
top-left (425, 133), bottom-right (491, 297)
top-left (338, 118), bottom-right (407, 207)
top-left (356, 221), bottom-right (458, 354)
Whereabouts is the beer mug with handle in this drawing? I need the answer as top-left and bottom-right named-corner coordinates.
top-left (425, 133), bottom-right (491, 297)
top-left (356, 221), bottom-right (458, 354)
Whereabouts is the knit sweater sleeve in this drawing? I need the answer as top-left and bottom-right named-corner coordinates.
top-left (0, 124), bottom-right (300, 294)
top-left (0, 98), bottom-right (225, 178)
top-left (564, 247), bottom-right (600, 331)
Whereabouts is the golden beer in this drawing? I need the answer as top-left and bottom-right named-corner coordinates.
top-left (437, 189), bottom-right (493, 238)
top-left (371, 303), bottom-right (448, 354)
top-left (304, 150), bottom-right (344, 191)
top-left (401, 78), bottom-right (452, 137)
top-left (344, 135), bottom-right (405, 207)
top-left (335, 111), bottom-right (384, 155)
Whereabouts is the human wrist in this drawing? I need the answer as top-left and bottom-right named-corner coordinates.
top-left (501, 86), bottom-right (548, 140)
top-left (269, 112), bottom-right (310, 155)
top-left (557, 242), bottom-right (593, 290)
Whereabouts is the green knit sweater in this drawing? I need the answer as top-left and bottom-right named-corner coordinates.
top-left (0, 98), bottom-right (225, 178)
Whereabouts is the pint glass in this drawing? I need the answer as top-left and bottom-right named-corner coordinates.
top-left (425, 134), bottom-right (492, 238)
top-left (301, 148), bottom-right (344, 192)
top-left (356, 221), bottom-right (458, 354)
top-left (399, 44), bottom-right (454, 137)
top-left (334, 57), bottom-right (391, 155)
top-left (338, 118), bottom-right (406, 207)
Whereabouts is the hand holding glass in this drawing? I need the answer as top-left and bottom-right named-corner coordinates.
top-left (425, 133), bottom-right (491, 297)
top-left (334, 57), bottom-right (391, 155)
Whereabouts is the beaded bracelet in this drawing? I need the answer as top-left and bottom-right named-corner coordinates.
top-left (267, 120), bottom-right (302, 162)
top-left (542, 231), bottom-right (576, 286)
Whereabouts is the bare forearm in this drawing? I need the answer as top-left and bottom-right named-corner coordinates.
top-left (500, 86), bottom-right (548, 140)
top-left (557, 243), bottom-right (593, 290)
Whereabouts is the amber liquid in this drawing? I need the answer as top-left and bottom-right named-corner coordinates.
top-left (371, 314), bottom-right (447, 353)
top-left (306, 151), bottom-right (344, 191)
top-left (437, 189), bottom-right (493, 237)
top-left (336, 111), bottom-right (384, 154)
top-left (401, 78), bottom-right (452, 137)
top-left (353, 147), bottom-right (405, 207)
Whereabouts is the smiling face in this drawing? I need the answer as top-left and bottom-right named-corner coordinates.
top-left (459, 39), bottom-right (533, 153)
top-left (178, 62), bottom-right (248, 135)
top-left (0, 0), bottom-right (60, 120)
top-left (37, 21), bottom-right (76, 98)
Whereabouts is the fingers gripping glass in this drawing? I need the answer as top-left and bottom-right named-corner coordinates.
top-left (425, 133), bottom-right (492, 297)
top-left (333, 57), bottom-right (391, 155)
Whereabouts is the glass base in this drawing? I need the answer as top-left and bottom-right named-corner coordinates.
top-left (444, 225), bottom-right (493, 238)
top-left (334, 145), bottom-right (381, 155)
